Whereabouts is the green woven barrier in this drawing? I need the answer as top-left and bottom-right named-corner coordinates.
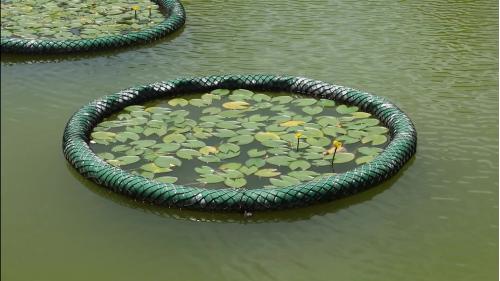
top-left (0, 0), bottom-right (185, 54)
top-left (62, 75), bottom-right (417, 211)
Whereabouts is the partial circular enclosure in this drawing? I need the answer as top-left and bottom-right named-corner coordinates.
top-left (1, 0), bottom-right (185, 54)
top-left (63, 75), bottom-right (417, 211)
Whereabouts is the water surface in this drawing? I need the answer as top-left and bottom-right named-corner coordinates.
top-left (1, 0), bottom-right (498, 280)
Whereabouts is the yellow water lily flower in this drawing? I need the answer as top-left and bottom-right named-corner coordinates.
top-left (295, 132), bottom-right (303, 139)
top-left (131, 5), bottom-right (140, 11)
top-left (333, 140), bottom-right (342, 149)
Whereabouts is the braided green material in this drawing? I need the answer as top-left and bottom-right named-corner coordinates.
top-left (1, 0), bottom-right (185, 54)
top-left (63, 75), bottom-right (417, 211)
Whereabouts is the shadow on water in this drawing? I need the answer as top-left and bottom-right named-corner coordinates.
top-left (0, 26), bottom-right (185, 65)
top-left (66, 157), bottom-right (416, 223)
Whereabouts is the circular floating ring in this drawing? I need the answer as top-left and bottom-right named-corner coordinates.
top-left (1, 0), bottom-right (185, 54)
top-left (63, 75), bottom-right (417, 211)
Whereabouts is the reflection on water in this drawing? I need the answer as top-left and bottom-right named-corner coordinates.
top-left (1, 0), bottom-right (497, 280)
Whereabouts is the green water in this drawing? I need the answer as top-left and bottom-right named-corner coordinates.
top-left (1, 0), bottom-right (498, 280)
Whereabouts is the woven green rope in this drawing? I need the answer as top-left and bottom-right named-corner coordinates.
top-left (1, 0), bottom-right (185, 54)
top-left (62, 75), bottom-right (417, 211)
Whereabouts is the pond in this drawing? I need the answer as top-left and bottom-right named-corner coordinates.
top-left (1, 0), bottom-right (498, 280)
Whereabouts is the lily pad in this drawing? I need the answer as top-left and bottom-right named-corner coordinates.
top-left (154, 156), bottom-right (182, 167)
top-left (224, 178), bottom-right (247, 188)
top-left (255, 168), bottom-right (281, 177)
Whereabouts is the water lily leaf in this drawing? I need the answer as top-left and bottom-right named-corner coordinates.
top-left (141, 163), bottom-right (172, 173)
top-left (331, 152), bottom-right (355, 163)
top-left (362, 134), bottom-right (387, 145)
top-left (312, 159), bottom-right (331, 166)
top-left (239, 166), bottom-right (258, 176)
top-left (199, 146), bottom-right (218, 155)
top-left (358, 118), bottom-right (380, 127)
top-left (224, 178), bottom-right (246, 188)
top-left (202, 107), bottom-right (221, 114)
top-left (253, 93), bottom-right (271, 102)
top-left (255, 168), bottom-right (281, 177)
top-left (198, 174), bottom-right (225, 184)
top-left (201, 93), bottom-right (221, 102)
top-left (222, 169), bottom-right (244, 179)
top-left (124, 105), bottom-right (144, 112)
top-left (351, 112), bottom-right (371, 118)
top-left (288, 170), bottom-right (319, 181)
top-left (293, 98), bottom-right (317, 106)
top-left (115, 155), bottom-right (140, 165)
top-left (91, 131), bottom-right (116, 140)
top-left (280, 120), bottom-right (305, 127)
top-left (218, 143), bottom-right (240, 153)
top-left (216, 120), bottom-right (240, 129)
top-left (143, 127), bottom-right (167, 137)
top-left (306, 137), bottom-right (330, 147)
top-left (358, 147), bottom-right (384, 156)
top-left (115, 131), bottom-right (139, 142)
top-left (125, 148), bottom-right (145, 156)
top-left (176, 149), bottom-right (201, 160)
top-left (162, 133), bottom-right (186, 143)
top-left (183, 140), bottom-right (206, 149)
top-left (303, 127), bottom-right (323, 138)
top-left (112, 145), bottom-right (131, 152)
top-left (233, 89), bottom-right (254, 96)
top-left (266, 124), bottom-right (287, 132)
top-left (269, 177), bottom-right (298, 188)
top-left (218, 151), bottom-right (240, 160)
top-left (365, 126), bottom-right (389, 134)
top-left (303, 106), bottom-right (323, 115)
top-left (304, 152), bottom-right (323, 160)
top-left (126, 126), bottom-right (144, 134)
top-left (336, 105), bottom-right (359, 114)
top-left (248, 114), bottom-right (269, 122)
top-left (242, 122), bottom-right (265, 130)
top-left (131, 140), bottom-right (156, 148)
top-left (210, 89), bottom-right (230, 96)
top-left (195, 166), bottom-right (215, 174)
top-left (355, 155), bottom-right (375, 165)
top-left (336, 135), bottom-right (359, 144)
top-left (145, 107), bottom-right (170, 114)
top-left (289, 160), bottom-right (311, 170)
top-left (347, 130), bottom-right (367, 139)
top-left (245, 158), bottom-right (266, 168)
top-left (267, 155), bottom-right (295, 166)
top-left (98, 152), bottom-right (114, 160)
top-left (141, 172), bottom-right (155, 179)
top-left (318, 99), bottom-right (336, 107)
top-left (247, 149), bottom-right (266, 158)
top-left (152, 143), bottom-right (181, 153)
top-left (154, 156), bottom-right (182, 167)
top-left (200, 115), bottom-right (222, 123)
top-left (255, 132), bottom-right (280, 142)
top-left (271, 96), bottom-right (293, 104)
top-left (198, 155), bottom-right (221, 163)
top-left (280, 175), bottom-right (301, 185)
top-left (189, 98), bottom-right (209, 107)
top-left (155, 176), bottom-right (178, 184)
top-left (317, 116), bottom-right (340, 127)
top-left (222, 101), bottom-right (250, 110)
top-left (323, 126), bottom-right (347, 137)
top-left (168, 98), bottom-right (188, 107)
top-left (228, 134), bottom-right (254, 145)
top-left (267, 147), bottom-right (289, 155)
top-left (261, 139), bottom-right (288, 148)
top-left (220, 162), bottom-right (242, 170)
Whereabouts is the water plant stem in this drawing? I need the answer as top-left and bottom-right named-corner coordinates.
top-left (331, 147), bottom-right (338, 166)
top-left (296, 138), bottom-right (300, 151)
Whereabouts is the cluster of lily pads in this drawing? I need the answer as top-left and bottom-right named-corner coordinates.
top-left (1, 0), bottom-right (164, 40)
top-left (90, 89), bottom-right (389, 189)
